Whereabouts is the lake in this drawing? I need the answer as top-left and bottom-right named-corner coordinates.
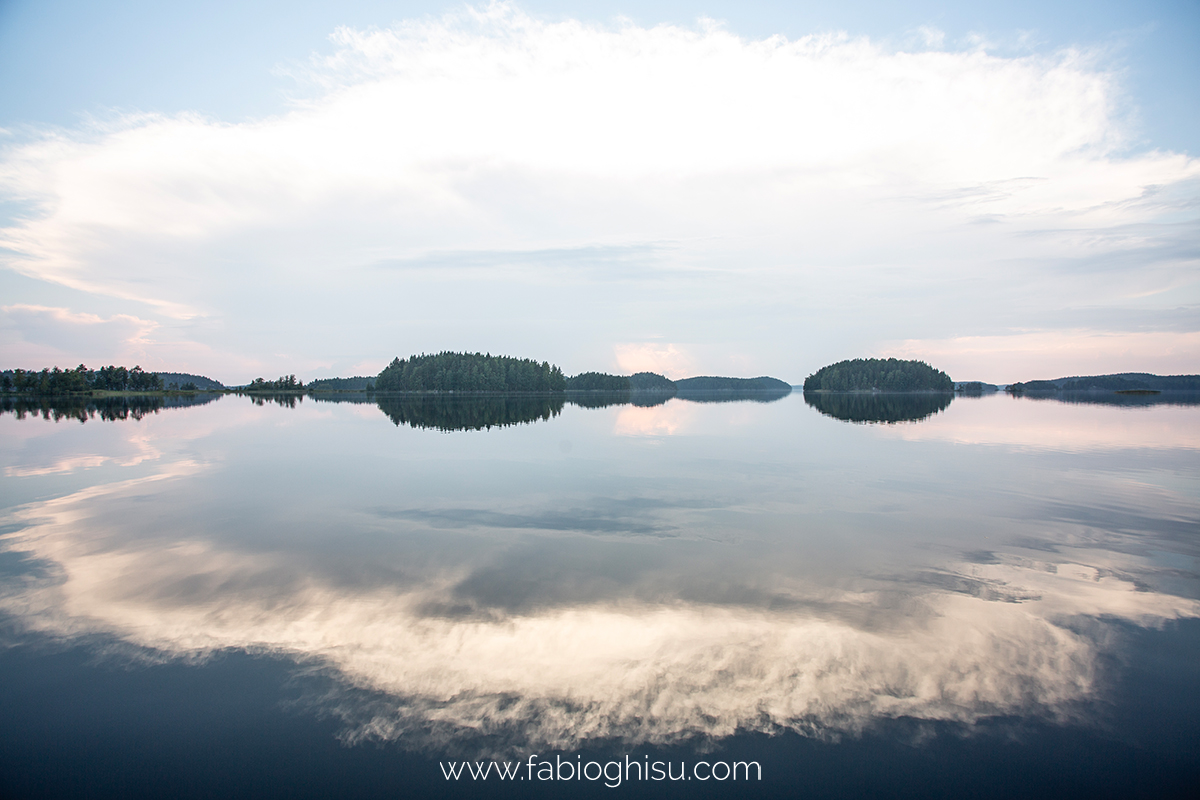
top-left (1, 390), bottom-right (1197, 798)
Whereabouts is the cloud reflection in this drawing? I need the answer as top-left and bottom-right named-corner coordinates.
top-left (613, 402), bottom-right (698, 437)
top-left (881, 394), bottom-right (1200, 451)
top-left (2, 463), bottom-right (1196, 756)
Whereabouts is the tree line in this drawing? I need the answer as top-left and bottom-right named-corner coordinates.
top-left (565, 372), bottom-right (631, 391)
top-left (307, 376), bottom-right (374, 392)
top-left (2, 365), bottom-right (164, 393)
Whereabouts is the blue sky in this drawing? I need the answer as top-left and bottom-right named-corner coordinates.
top-left (1, 0), bottom-right (1197, 382)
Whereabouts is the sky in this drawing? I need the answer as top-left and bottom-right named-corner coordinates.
top-left (0, 0), bottom-right (1197, 384)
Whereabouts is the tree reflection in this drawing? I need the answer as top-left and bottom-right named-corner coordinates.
top-left (317, 388), bottom-right (793, 429)
top-left (1014, 391), bottom-right (1200, 408)
top-left (566, 388), bottom-right (790, 408)
top-left (243, 393), bottom-right (303, 408)
top-left (804, 391), bottom-right (953, 424)
top-left (566, 392), bottom-right (672, 409)
top-left (375, 394), bottom-right (566, 431)
top-left (0, 393), bottom-right (222, 423)
top-left (675, 387), bottom-right (792, 404)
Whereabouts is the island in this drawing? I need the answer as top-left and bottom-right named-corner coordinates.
top-left (375, 352), bottom-right (566, 393)
top-left (801, 358), bottom-right (954, 423)
top-left (803, 358), bottom-right (953, 392)
top-left (1007, 373), bottom-right (1200, 393)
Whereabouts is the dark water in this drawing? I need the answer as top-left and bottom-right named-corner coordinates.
top-left (1, 391), bottom-right (1198, 798)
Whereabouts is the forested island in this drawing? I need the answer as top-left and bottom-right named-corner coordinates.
top-left (375, 352), bottom-right (566, 393)
top-left (803, 358), bottom-right (953, 392)
top-left (239, 375), bottom-right (305, 392)
top-left (1007, 373), bottom-right (1200, 393)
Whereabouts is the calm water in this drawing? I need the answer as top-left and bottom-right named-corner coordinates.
top-left (1, 391), bottom-right (1198, 798)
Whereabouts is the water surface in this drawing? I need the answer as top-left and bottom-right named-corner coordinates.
top-left (1, 391), bottom-right (1197, 798)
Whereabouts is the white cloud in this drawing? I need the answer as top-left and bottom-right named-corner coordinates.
top-left (0, 304), bottom-right (158, 366)
top-left (883, 329), bottom-right (1200, 383)
top-left (0, 303), bottom-right (266, 378)
top-left (0, 3), bottom-right (1196, 378)
top-left (613, 342), bottom-right (696, 377)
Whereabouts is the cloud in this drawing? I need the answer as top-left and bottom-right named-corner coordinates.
top-left (882, 329), bottom-right (1200, 383)
top-left (879, 391), bottom-right (1200, 451)
top-left (613, 342), bottom-right (697, 378)
top-left (0, 302), bottom-right (258, 377)
top-left (613, 401), bottom-right (699, 437)
top-left (0, 3), bottom-right (1196, 377)
top-left (0, 304), bottom-right (158, 366)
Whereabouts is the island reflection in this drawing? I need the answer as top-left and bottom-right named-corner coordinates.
top-left (803, 391), bottom-right (954, 423)
top-left (304, 391), bottom-right (794, 431)
top-left (374, 394), bottom-right (566, 431)
top-left (1011, 390), bottom-right (1200, 408)
top-left (0, 393), bottom-right (222, 423)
